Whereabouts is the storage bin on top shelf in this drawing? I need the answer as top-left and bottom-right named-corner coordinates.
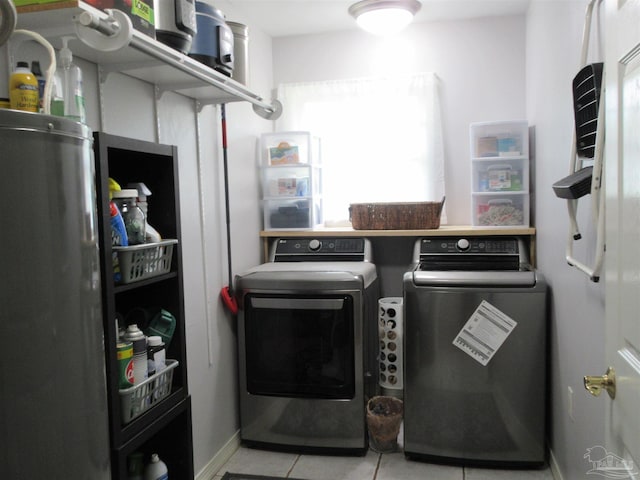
top-left (260, 132), bottom-right (323, 230)
top-left (470, 121), bottom-right (530, 227)
top-left (260, 131), bottom-right (321, 166)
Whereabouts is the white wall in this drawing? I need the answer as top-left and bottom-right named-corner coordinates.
top-left (526, 1), bottom-right (606, 479)
top-left (272, 15), bottom-right (526, 225)
top-left (271, 6), bottom-right (607, 478)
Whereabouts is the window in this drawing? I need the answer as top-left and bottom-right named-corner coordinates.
top-left (276, 72), bottom-right (446, 225)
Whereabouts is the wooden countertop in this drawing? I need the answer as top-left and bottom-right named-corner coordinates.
top-left (260, 225), bottom-right (535, 238)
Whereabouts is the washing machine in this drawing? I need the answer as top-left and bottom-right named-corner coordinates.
top-left (403, 236), bottom-right (548, 467)
top-left (234, 237), bottom-right (379, 454)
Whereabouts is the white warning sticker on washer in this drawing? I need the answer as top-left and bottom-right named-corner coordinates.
top-left (452, 300), bottom-right (517, 366)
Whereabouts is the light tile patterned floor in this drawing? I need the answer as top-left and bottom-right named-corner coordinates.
top-left (214, 446), bottom-right (555, 480)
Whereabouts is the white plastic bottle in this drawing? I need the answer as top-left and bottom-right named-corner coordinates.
top-left (147, 336), bottom-right (166, 374)
top-left (144, 453), bottom-right (168, 480)
top-left (57, 36), bottom-right (86, 123)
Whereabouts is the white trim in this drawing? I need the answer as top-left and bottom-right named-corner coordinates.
top-left (195, 430), bottom-right (241, 480)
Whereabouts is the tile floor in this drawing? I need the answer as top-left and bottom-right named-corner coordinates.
top-left (214, 431), bottom-right (555, 480)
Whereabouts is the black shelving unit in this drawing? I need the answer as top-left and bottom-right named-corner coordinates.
top-left (93, 132), bottom-right (194, 479)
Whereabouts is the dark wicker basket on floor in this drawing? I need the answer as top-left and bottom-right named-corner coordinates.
top-left (350, 198), bottom-right (445, 230)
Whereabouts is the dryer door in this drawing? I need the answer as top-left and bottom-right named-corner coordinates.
top-left (244, 294), bottom-right (356, 399)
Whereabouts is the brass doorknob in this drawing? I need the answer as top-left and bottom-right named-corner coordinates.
top-left (584, 366), bottom-right (616, 399)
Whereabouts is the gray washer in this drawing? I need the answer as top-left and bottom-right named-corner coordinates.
top-left (403, 236), bottom-right (548, 467)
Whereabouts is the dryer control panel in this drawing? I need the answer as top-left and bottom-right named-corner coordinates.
top-left (271, 237), bottom-right (372, 262)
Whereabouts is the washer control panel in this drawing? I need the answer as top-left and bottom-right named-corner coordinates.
top-left (420, 237), bottom-right (520, 255)
top-left (416, 236), bottom-right (527, 271)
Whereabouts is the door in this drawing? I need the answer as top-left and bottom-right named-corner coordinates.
top-left (587, 0), bottom-right (640, 476)
top-left (244, 294), bottom-right (356, 398)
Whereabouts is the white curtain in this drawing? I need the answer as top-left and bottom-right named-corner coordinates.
top-left (276, 72), bottom-right (446, 225)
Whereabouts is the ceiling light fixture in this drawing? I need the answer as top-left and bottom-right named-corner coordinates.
top-left (348, 0), bottom-right (421, 35)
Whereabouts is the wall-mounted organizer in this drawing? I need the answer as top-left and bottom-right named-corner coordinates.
top-left (378, 297), bottom-right (403, 391)
top-left (470, 120), bottom-right (530, 227)
top-left (14, 2), bottom-right (281, 118)
top-left (93, 132), bottom-right (193, 480)
top-left (260, 131), bottom-right (323, 230)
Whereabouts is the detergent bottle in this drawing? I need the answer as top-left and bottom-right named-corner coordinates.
top-left (9, 61), bottom-right (38, 112)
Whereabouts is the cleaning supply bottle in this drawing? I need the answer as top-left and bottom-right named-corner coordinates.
top-left (112, 189), bottom-right (146, 245)
top-left (57, 36), bottom-right (86, 122)
top-left (128, 182), bottom-right (162, 242)
top-left (9, 61), bottom-right (39, 112)
top-left (145, 309), bottom-right (176, 348)
top-left (30, 61), bottom-right (45, 112)
top-left (110, 200), bottom-right (128, 283)
top-left (49, 69), bottom-right (65, 117)
top-left (144, 453), bottom-right (168, 480)
top-left (123, 324), bottom-right (147, 385)
top-left (147, 335), bottom-right (166, 375)
top-left (110, 201), bottom-right (128, 246)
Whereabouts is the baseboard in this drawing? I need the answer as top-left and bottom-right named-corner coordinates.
top-left (196, 430), bottom-right (242, 480)
top-left (549, 448), bottom-right (563, 480)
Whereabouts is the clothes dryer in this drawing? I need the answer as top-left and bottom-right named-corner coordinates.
top-left (235, 237), bottom-right (379, 454)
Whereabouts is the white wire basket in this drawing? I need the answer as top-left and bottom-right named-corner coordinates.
top-left (119, 359), bottom-right (178, 424)
top-left (113, 239), bottom-right (178, 284)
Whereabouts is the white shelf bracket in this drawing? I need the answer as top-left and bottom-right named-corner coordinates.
top-left (253, 99), bottom-right (283, 120)
top-left (157, 80), bottom-right (211, 100)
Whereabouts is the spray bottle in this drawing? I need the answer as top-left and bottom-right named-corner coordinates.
top-left (57, 36), bottom-right (86, 123)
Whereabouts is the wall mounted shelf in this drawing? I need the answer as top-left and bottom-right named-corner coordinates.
top-left (15, 1), bottom-right (281, 118)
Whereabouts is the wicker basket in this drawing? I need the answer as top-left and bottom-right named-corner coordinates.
top-left (350, 198), bottom-right (445, 230)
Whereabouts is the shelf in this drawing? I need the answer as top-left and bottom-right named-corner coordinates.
top-left (93, 131), bottom-right (192, 479)
top-left (114, 397), bottom-right (194, 480)
top-left (15, 1), bottom-right (281, 117)
top-left (259, 226), bottom-right (536, 238)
